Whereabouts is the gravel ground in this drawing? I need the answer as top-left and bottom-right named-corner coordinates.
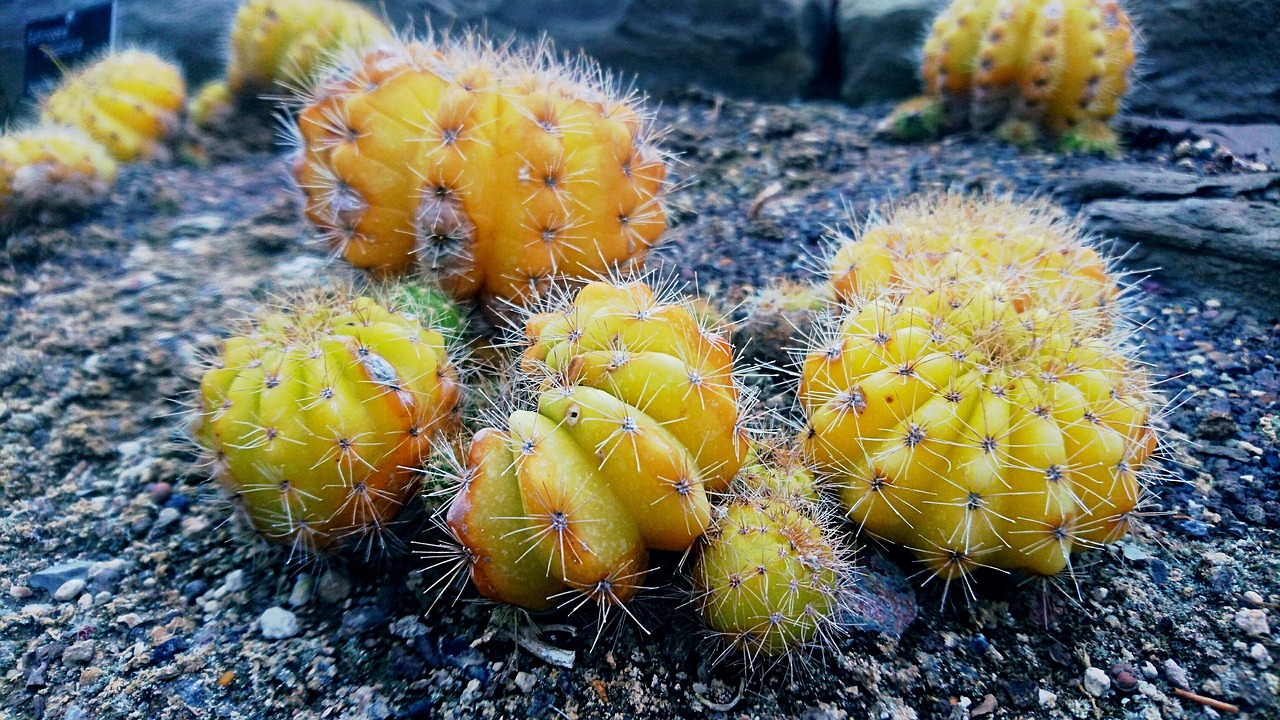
top-left (1, 97), bottom-right (1277, 720)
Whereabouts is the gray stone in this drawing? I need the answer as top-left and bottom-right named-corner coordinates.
top-left (383, 0), bottom-right (833, 101)
top-left (317, 568), bottom-right (350, 603)
top-left (62, 641), bottom-right (95, 665)
top-left (1083, 666), bottom-right (1111, 697)
top-left (1059, 166), bottom-right (1280, 317)
top-left (288, 573), bottom-right (313, 608)
top-left (847, 550), bottom-right (916, 638)
top-left (28, 562), bottom-right (92, 596)
top-left (1125, 0), bottom-right (1280, 123)
top-left (259, 606), bottom-right (299, 640)
top-left (54, 578), bottom-right (86, 602)
top-left (836, 0), bottom-right (943, 106)
top-left (116, 0), bottom-right (240, 87)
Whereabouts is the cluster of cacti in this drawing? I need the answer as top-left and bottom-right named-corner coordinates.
top-left (0, 126), bottom-right (118, 231)
top-left (444, 278), bottom-right (749, 613)
top-left (41, 49), bottom-right (186, 162)
top-left (190, 0), bottom-right (392, 134)
top-left (191, 289), bottom-right (462, 557)
top-left (693, 441), bottom-right (851, 662)
top-left (881, 0), bottom-right (1136, 153)
top-left (290, 34), bottom-right (668, 310)
top-left (798, 195), bottom-right (1158, 591)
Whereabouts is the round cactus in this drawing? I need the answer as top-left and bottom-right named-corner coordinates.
top-left (227, 0), bottom-right (392, 98)
top-left (290, 34), bottom-right (668, 310)
top-left (882, 0), bottom-right (1137, 153)
top-left (189, 80), bottom-right (236, 130)
top-left (799, 195), bottom-right (1158, 592)
top-left (192, 289), bottom-right (463, 558)
top-left (0, 126), bottom-right (117, 231)
top-left (443, 277), bottom-right (749, 614)
top-left (693, 468), bottom-right (850, 663)
top-left (41, 49), bottom-right (186, 162)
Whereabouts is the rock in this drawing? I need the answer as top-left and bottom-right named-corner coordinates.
top-left (317, 568), bottom-right (350, 603)
top-left (836, 0), bottom-right (942, 105)
top-left (53, 579), bottom-right (86, 602)
top-left (1110, 663), bottom-right (1140, 693)
top-left (1123, 0), bottom-right (1280, 123)
top-left (288, 574), bottom-right (313, 608)
top-left (848, 551), bottom-right (917, 638)
top-left (1059, 167), bottom-right (1280, 316)
top-left (1235, 608), bottom-right (1270, 636)
top-left (87, 559), bottom-right (125, 593)
top-left (27, 561), bottom-right (93, 596)
top-left (514, 671), bottom-right (536, 694)
top-left (116, 0), bottom-right (240, 86)
top-left (217, 570), bottom-right (247, 597)
top-left (65, 705), bottom-right (88, 720)
top-left (1083, 667), bottom-right (1111, 697)
top-left (62, 641), bottom-right (94, 665)
top-left (1164, 659), bottom-right (1190, 690)
top-left (259, 607), bottom-right (299, 640)
top-left (340, 605), bottom-right (388, 636)
top-left (385, 0), bottom-right (833, 101)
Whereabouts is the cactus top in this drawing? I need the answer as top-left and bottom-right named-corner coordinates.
top-left (292, 36), bottom-right (668, 309)
top-left (803, 196), bottom-right (1158, 585)
top-left (921, 0), bottom-right (1135, 132)
top-left (42, 49), bottom-right (186, 162)
top-left (0, 126), bottom-right (118, 228)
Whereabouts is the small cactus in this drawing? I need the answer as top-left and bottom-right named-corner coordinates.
top-left (0, 126), bottom-right (117, 232)
top-left (799, 195), bottom-right (1159, 595)
top-left (188, 80), bottom-right (236, 131)
top-left (443, 277), bottom-right (749, 615)
top-left (192, 289), bottom-right (463, 558)
top-left (290, 34), bottom-right (668, 310)
top-left (41, 49), bottom-right (186, 162)
top-left (226, 0), bottom-right (392, 98)
top-left (693, 451), bottom-right (851, 663)
top-left (882, 0), bottom-right (1137, 153)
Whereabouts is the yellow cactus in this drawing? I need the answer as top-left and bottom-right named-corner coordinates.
top-left (291, 35), bottom-right (668, 310)
top-left (694, 487), bottom-right (848, 662)
top-left (0, 126), bottom-right (117, 230)
top-left (189, 80), bottom-right (236, 130)
top-left (227, 0), bottom-right (392, 97)
top-left (42, 49), bottom-right (186, 162)
top-left (444, 278), bottom-right (749, 615)
top-left (799, 196), bottom-right (1158, 594)
top-left (883, 0), bottom-right (1137, 152)
top-left (192, 290), bottom-right (462, 558)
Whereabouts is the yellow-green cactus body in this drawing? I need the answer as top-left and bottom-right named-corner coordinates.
top-left (42, 50), bottom-right (186, 162)
top-left (227, 0), bottom-right (392, 96)
top-left (446, 279), bottom-right (748, 612)
top-left (800, 196), bottom-right (1157, 584)
top-left (189, 80), bottom-right (236, 130)
top-left (694, 493), bottom-right (844, 658)
top-left (896, 0), bottom-right (1135, 150)
top-left (0, 127), bottom-right (117, 229)
top-left (291, 37), bottom-right (667, 310)
top-left (194, 292), bottom-right (461, 555)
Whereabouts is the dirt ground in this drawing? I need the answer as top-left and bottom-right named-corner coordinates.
top-left (1, 97), bottom-right (1277, 719)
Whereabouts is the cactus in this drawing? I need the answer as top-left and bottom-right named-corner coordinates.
top-left (693, 446), bottom-right (850, 663)
top-left (189, 80), bottom-right (236, 131)
top-left (290, 34), bottom-right (668, 310)
top-left (799, 195), bottom-right (1158, 595)
top-left (226, 0), bottom-right (392, 98)
top-left (0, 126), bottom-right (117, 232)
top-left (735, 279), bottom-right (828, 367)
top-left (443, 277), bottom-right (749, 616)
top-left (192, 289), bottom-right (463, 558)
top-left (41, 49), bottom-right (186, 162)
top-left (882, 0), bottom-right (1136, 153)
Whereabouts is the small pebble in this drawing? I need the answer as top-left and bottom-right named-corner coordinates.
top-left (62, 641), bottom-right (95, 665)
top-left (219, 570), bottom-right (247, 596)
top-left (65, 706), bottom-right (88, 720)
top-left (515, 671), bottom-right (536, 694)
top-left (153, 507), bottom-right (181, 532)
top-left (54, 579), bottom-right (86, 602)
top-left (1164, 659), bottom-right (1189, 689)
top-left (1038, 689), bottom-right (1057, 708)
top-left (1083, 667), bottom-right (1110, 697)
top-left (1249, 643), bottom-right (1271, 666)
top-left (147, 481), bottom-right (173, 505)
top-left (259, 607), bottom-right (299, 640)
top-left (9, 585), bottom-right (32, 600)
top-left (1110, 663), bottom-right (1139, 693)
top-left (1235, 608), bottom-right (1270, 636)
top-left (317, 568), bottom-right (350, 603)
top-left (288, 573), bottom-right (313, 608)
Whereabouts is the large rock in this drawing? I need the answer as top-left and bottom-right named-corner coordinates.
top-left (116, 0), bottom-right (239, 87)
top-left (836, 0), bottom-right (943, 106)
top-left (381, 0), bottom-right (834, 101)
top-left (1058, 167), bottom-right (1280, 316)
top-left (1125, 0), bottom-right (1280, 123)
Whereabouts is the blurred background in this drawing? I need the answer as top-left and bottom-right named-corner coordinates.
top-left (3, 0), bottom-right (1278, 126)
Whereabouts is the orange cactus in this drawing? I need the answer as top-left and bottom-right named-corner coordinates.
top-left (291, 36), bottom-right (668, 310)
